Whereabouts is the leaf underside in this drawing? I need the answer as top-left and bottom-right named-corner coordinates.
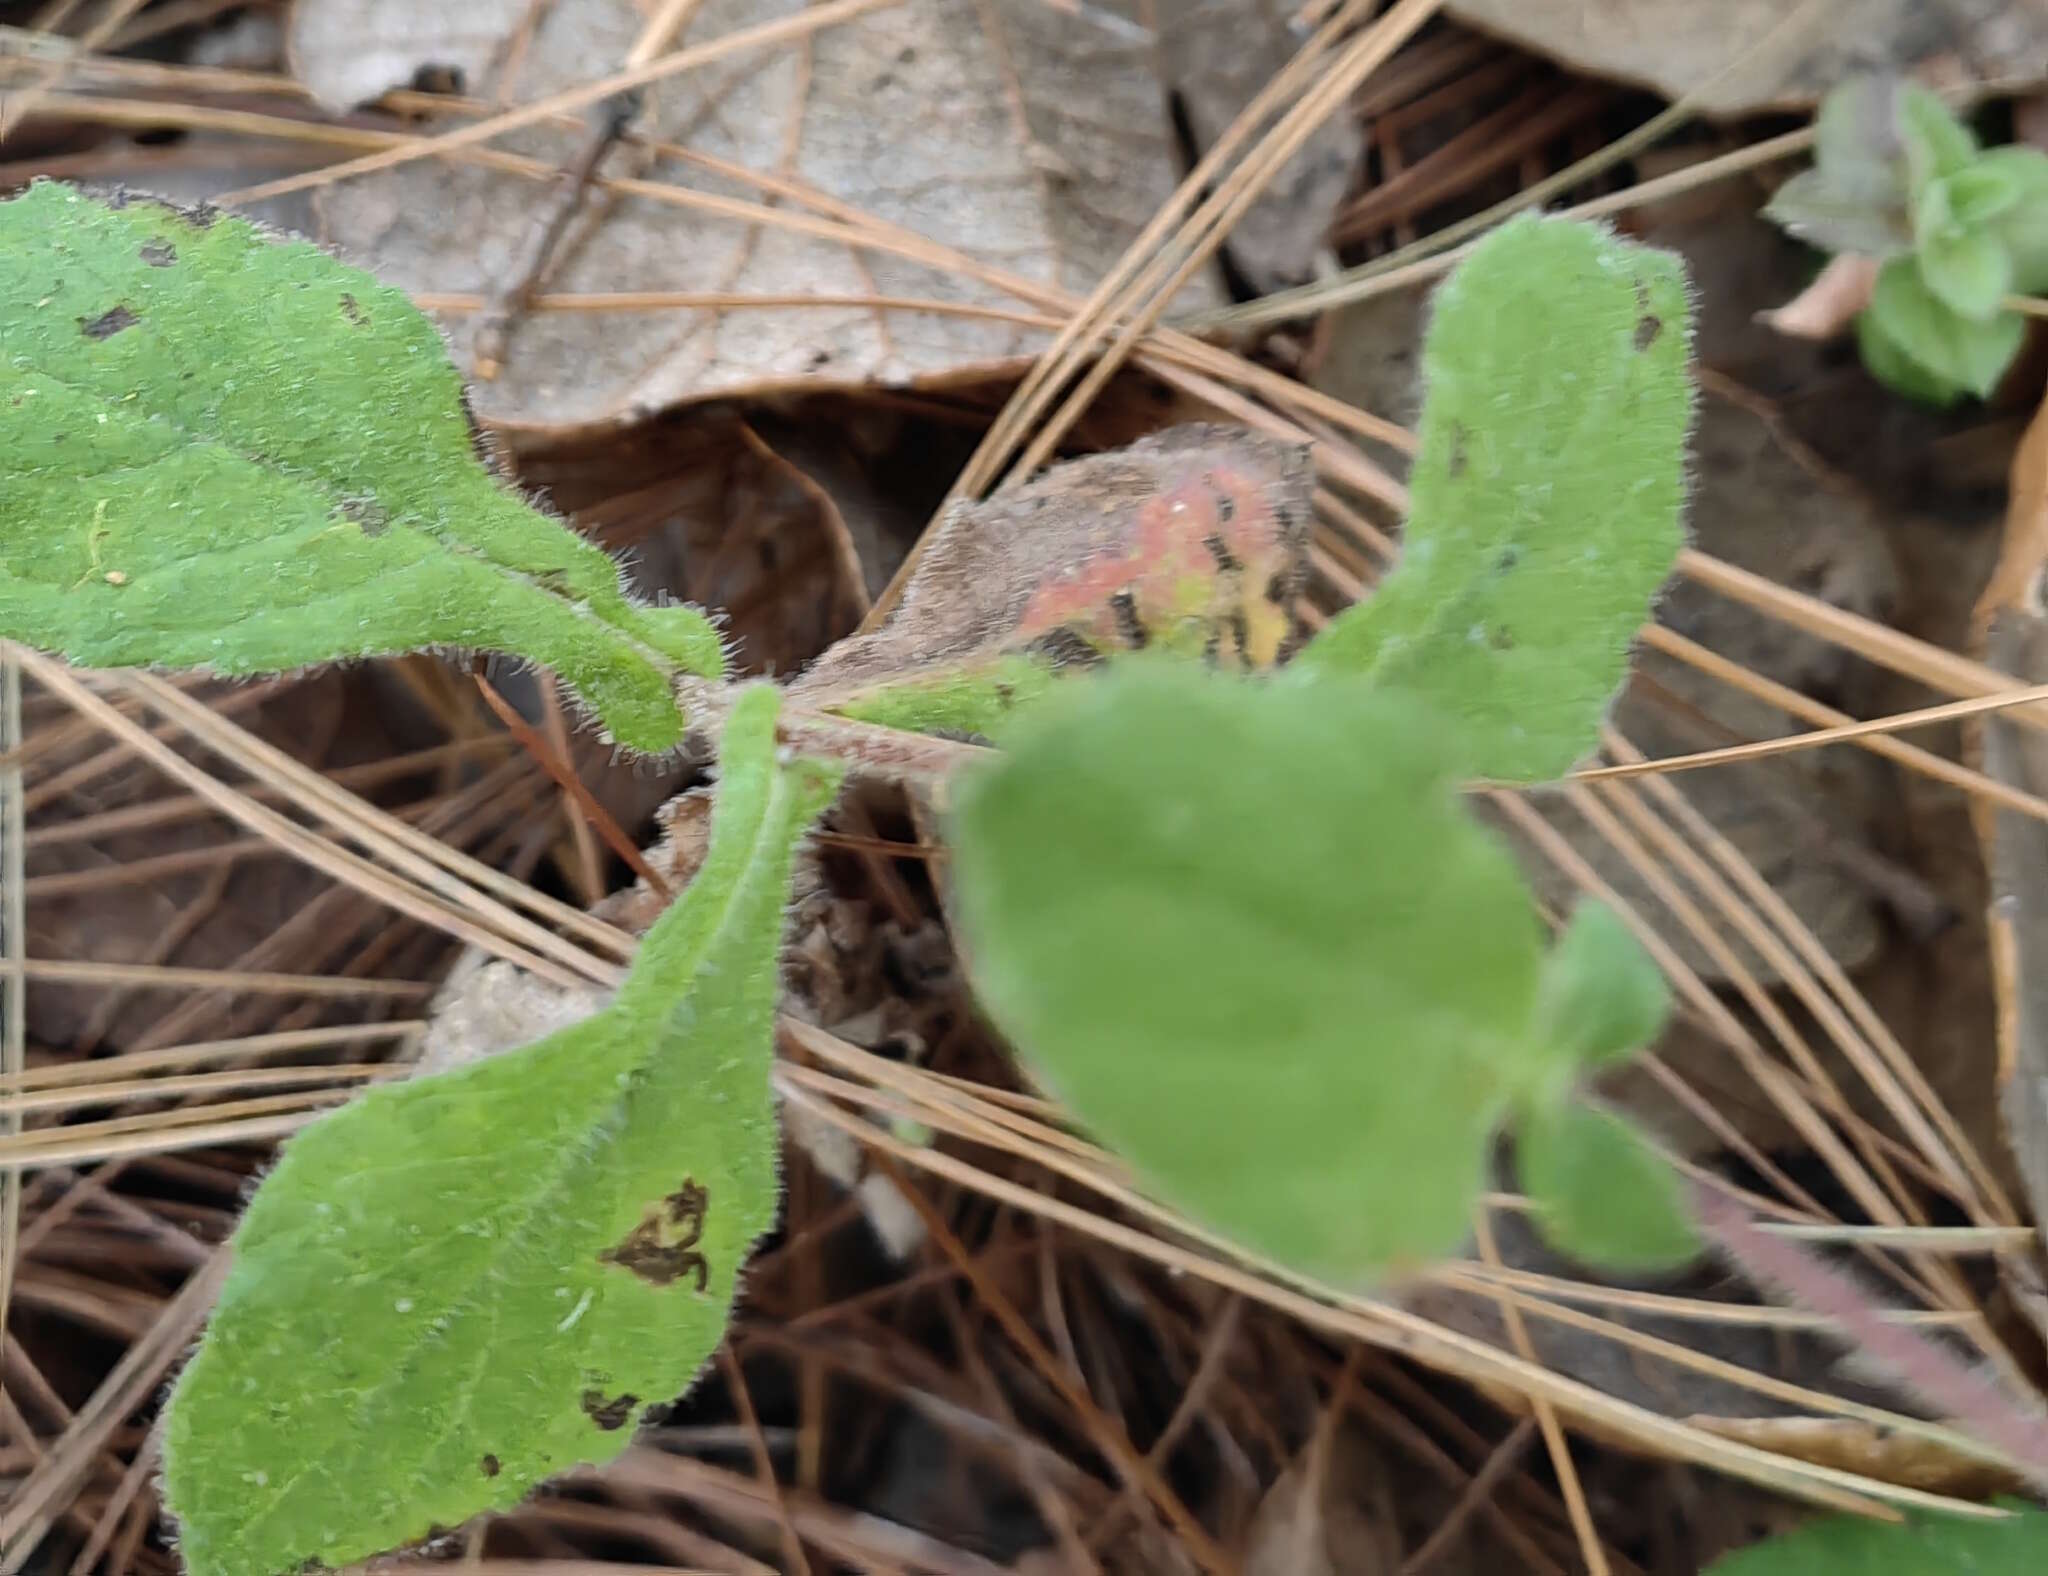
top-left (0, 181), bottom-right (722, 750)
top-left (1295, 213), bottom-right (1696, 782)
top-left (948, 663), bottom-right (1543, 1282)
top-left (160, 687), bottom-right (840, 1576)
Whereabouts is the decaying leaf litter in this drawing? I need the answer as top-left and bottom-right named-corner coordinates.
top-left (11, 2), bottom-right (2048, 1572)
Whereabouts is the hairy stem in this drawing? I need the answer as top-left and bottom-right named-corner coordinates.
top-left (1688, 1177), bottom-right (2048, 1494)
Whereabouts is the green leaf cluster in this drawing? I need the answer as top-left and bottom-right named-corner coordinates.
top-left (1766, 78), bottom-right (2048, 403)
top-left (159, 687), bottom-right (841, 1576)
top-left (948, 663), bottom-right (1697, 1283)
top-left (946, 213), bottom-right (1706, 1287)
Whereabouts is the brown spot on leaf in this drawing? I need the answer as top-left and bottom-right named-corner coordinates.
top-left (336, 497), bottom-right (390, 536)
top-left (80, 305), bottom-right (138, 340)
top-left (340, 293), bottom-right (368, 328)
top-left (601, 1179), bottom-right (710, 1291)
top-left (480, 1454), bottom-right (501, 1477)
top-left (1634, 314), bottom-right (1663, 351)
top-left (139, 240), bottom-right (176, 268)
top-left (580, 1389), bottom-right (638, 1431)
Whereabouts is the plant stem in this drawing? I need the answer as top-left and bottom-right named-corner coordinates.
top-left (1688, 1176), bottom-right (2048, 1495)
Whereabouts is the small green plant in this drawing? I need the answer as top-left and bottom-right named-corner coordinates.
top-left (5, 183), bottom-right (2041, 1574)
top-left (1765, 76), bottom-right (2048, 404)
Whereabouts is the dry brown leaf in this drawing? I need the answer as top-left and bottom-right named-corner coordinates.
top-left (300, 0), bottom-right (1222, 427)
top-left (1760, 253), bottom-right (1879, 342)
top-left (790, 424), bottom-right (1315, 711)
top-left (1242, 1425), bottom-right (1401, 1576)
top-left (1146, 0), bottom-right (1360, 292)
top-left (1686, 1414), bottom-right (2025, 1498)
top-left (1444, 0), bottom-right (2048, 116)
top-left (1976, 394), bottom-right (2048, 1271)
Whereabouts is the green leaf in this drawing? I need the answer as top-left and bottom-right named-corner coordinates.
top-left (1532, 901), bottom-right (1670, 1076)
top-left (1854, 302), bottom-right (1970, 406)
top-left (1866, 254), bottom-right (2024, 397)
top-left (161, 685), bottom-right (841, 1576)
top-left (0, 181), bottom-right (723, 751)
top-left (1896, 85), bottom-right (1978, 195)
top-left (1981, 147), bottom-right (2048, 292)
top-left (1763, 78), bottom-right (1913, 256)
top-left (1915, 223), bottom-right (2012, 320)
top-left (1705, 1502), bottom-right (2048, 1574)
top-left (1294, 214), bottom-right (1696, 783)
top-left (1760, 169), bottom-right (1912, 258)
top-left (1517, 1099), bottom-right (1698, 1273)
top-left (1931, 163), bottom-right (2023, 230)
top-left (948, 663), bottom-right (1543, 1282)
top-left (822, 650), bottom-right (1062, 740)
top-left (1812, 75), bottom-right (1910, 204)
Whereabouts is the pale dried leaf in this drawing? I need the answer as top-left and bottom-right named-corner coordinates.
top-left (304, 0), bottom-right (1221, 426)
top-left (1444, 0), bottom-right (2048, 116)
top-left (1145, 0), bottom-right (1360, 291)
top-left (288, 0), bottom-right (529, 112)
top-left (1688, 1415), bottom-right (2026, 1497)
top-left (1242, 1427), bottom-right (1400, 1576)
top-left (1760, 253), bottom-right (1879, 341)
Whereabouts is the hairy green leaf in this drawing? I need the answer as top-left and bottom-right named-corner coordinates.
top-left (1293, 215), bottom-right (1695, 782)
top-left (1865, 254), bottom-right (2023, 397)
top-left (823, 651), bottom-right (1062, 740)
top-left (1705, 1502), bottom-right (2048, 1574)
top-left (1518, 1100), bottom-right (1698, 1273)
top-left (1532, 901), bottom-right (1670, 1076)
top-left (161, 686), bottom-right (840, 1576)
top-left (949, 663), bottom-right (1542, 1282)
top-left (0, 181), bottom-right (723, 751)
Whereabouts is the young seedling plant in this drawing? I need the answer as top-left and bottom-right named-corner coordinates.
top-left (4, 181), bottom-right (2046, 1574)
top-left (1765, 74), bottom-right (2048, 404)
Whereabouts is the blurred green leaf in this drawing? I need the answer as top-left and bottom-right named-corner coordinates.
top-left (1934, 163), bottom-right (2023, 230)
top-left (949, 663), bottom-right (1543, 1282)
top-left (0, 181), bottom-right (723, 751)
top-left (1865, 255), bottom-right (2023, 397)
top-left (1765, 76), bottom-right (1913, 256)
top-left (1916, 224), bottom-right (2012, 320)
top-left (1294, 214), bottom-right (1695, 783)
top-left (1517, 1100), bottom-right (1698, 1274)
top-left (161, 686), bottom-right (841, 1576)
top-left (1762, 169), bottom-right (1913, 258)
top-left (1897, 84), bottom-right (1978, 195)
top-left (1981, 147), bottom-right (2048, 292)
top-left (1854, 303), bottom-right (1970, 406)
top-left (1531, 901), bottom-right (1670, 1076)
top-left (1705, 1502), bottom-right (2048, 1574)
